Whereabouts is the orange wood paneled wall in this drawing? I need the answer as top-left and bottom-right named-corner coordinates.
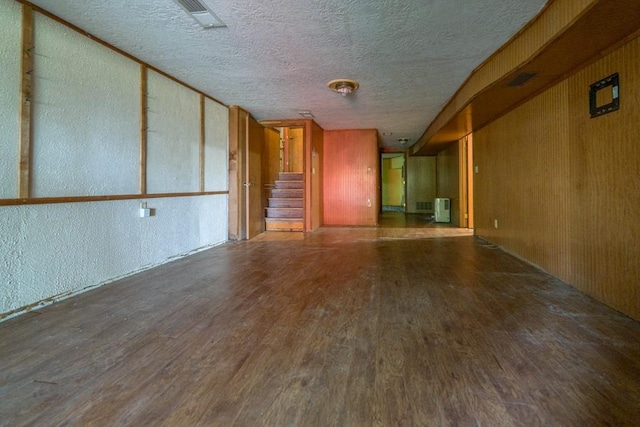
top-left (474, 36), bottom-right (640, 320)
top-left (323, 129), bottom-right (379, 226)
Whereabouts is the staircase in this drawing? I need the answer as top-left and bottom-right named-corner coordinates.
top-left (265, 172), bottom-right (304, 231)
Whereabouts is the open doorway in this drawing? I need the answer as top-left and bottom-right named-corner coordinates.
top-left (262, 126), bottom-right (305, 232)
top-left (260, 119), bottom-right (324, 233)
top-left (381, 153), bottom-right (406, 212)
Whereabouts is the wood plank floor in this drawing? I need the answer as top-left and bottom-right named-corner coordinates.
top-left (1, 227), bottom-right (639, 426)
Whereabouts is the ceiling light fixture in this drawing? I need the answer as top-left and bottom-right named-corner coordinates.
top-left (298, 111), bottom-right (314, 118)
top-left (398, 138), bottom-right (410, 144)
top-left (328, 79), bottom-right (359, 96)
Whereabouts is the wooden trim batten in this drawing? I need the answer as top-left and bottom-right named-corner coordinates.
top-left (0, 191), bottom-right (229, 207)
top-left (18, 3), bottom-right (34, 199)
top-left (199, 94), bottom-right (205, 192)
top-left (139, 64), bottom-right (148, 194)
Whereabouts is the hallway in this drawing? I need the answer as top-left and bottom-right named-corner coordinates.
top-left (1, 228), bottom-right (639, 425)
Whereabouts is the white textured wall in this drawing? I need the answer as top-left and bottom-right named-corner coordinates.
top-left (31, 12), bottom-right (140, 197)
top-left (147, 70), bottom-right (200, 193)
top-left (0, 0), bottom-right (21, 198)
top-left (204, 98), bottom-right (229, 191)
top-left (0, 7), bottom-right (230, 320)
top-left (0, 195), bottom-right (227, 315)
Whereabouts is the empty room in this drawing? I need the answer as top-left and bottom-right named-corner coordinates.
top-left (1, 0), bottom-right (639, 425)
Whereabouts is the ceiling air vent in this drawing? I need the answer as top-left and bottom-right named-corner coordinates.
top-left (174, 0), bottom-right (226, 28)
top-left (508, 72), bottom-right (536, 87)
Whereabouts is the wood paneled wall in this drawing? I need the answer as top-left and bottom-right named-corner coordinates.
top-left (437, 142), bottom-right (461, 226)
top-left (228, 106), bottom-right (248, 240)
top-left (262, 127), bottom-right (280, 211)
top-left (289, 128), bottom-right (304, 173)
top-left (406, 156), bottom-right (436, 214)
top-left (382, 158), bottom-right (403, 206)
top-left (323, 130), bottom-right (379, 226)
top-left (474, 36), bottom-right (640, 320)
top-left (310, 121), bottom-right (324, 231)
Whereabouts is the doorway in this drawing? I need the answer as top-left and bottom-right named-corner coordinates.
top-left (262, 126), bottom-right (305, 232)
top-left (381, 153), bottom-right (406, 212)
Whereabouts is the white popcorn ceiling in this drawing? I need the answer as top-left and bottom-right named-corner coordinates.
top-left (27, 0), bottom-right (547, 149)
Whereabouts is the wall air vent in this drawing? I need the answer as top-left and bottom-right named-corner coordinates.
top-left (508, 72), bottom-right (536, 87)
top-left (174, 0), bottom-right (226, 28)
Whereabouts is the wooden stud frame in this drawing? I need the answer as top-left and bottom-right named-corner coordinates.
top-left (18, 3), bottom-right (33, 199)
top-left (200, 94), bottom-right (206, 192)
top-left (4, 0), bottom-right (229, 206)
top-left (140, 64), bottom-right (148, 194)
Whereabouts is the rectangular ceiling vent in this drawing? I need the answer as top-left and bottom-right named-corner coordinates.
top-left (508, 72), bottom-right (537, 87)
top-left (174, 0), bottom-right (226, 29)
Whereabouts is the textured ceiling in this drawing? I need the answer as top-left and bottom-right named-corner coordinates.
top-left (27, 0), bottom-right (547, 149)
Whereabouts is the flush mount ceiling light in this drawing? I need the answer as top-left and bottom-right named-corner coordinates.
top-left (298, 111), bottom-right (314, 118)
top-left (174, 0), bottom-right (226, 29)
top-left (328, 79), bottom-right (359, 96)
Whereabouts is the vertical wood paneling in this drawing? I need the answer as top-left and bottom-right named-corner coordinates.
top-left (289, 128), bottom-right (304, 173)
top-left (246, 116), bottom-right (264, 238)
top-left (228, 106), bottom-right (248, 240)
top-left (381, 158), bottom-right (403, 206)
top-left (458, 138), bottom-right (468, 228)
top-left (467, 134), bottom-right (474, 229)
top-left (262, 127), bottom-right (280, 210)
top-left (474, 36), bottom-right (640, 319)
top-left (18, 3), bottom-right (34, 198)
top-left (406, 156), bottom-right (436, 214)
top-left (323, 130), bottom-right (378, 226)
top-left (566, 37), bottom-right (640, 319)
top-left (436, 143), bottom-right (460, 226)
top-left (310, 122), bottom-right (324, 231)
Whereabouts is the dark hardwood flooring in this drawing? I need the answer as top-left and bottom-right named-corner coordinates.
top-left (377, 212), bottom-right (444, 228)
top-left (1, 226), bottom-right (639, 426)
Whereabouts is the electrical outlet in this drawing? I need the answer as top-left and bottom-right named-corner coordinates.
top-left (494, 219), bottom-right (499, 229)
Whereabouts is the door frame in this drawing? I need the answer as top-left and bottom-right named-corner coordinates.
top-left (228, 106), bottom-right (264, 240)
top-left (380, 151), bottom-right (408, 213)
top-left (259, 119), bottom-right (323, 232)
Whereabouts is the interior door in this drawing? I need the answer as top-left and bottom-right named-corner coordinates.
top-left (245, 117), bottom-right (264, 239)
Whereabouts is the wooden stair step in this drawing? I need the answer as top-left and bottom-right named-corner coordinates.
top-left (265, 217), bottom-right (303, 232)
top-left (266, 207), bottom-right (303, 218)
top-left (278, 172), bottom-right (303, 181)
top-left (275, 180), bottom-right (304, 189)
top-left (268, 198), bottom-right (303, 208)
top-left (271, 188), bottom-right (303, 198)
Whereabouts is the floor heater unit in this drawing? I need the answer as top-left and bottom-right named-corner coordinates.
top-left (434, 198), bottom-right (451, 223)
